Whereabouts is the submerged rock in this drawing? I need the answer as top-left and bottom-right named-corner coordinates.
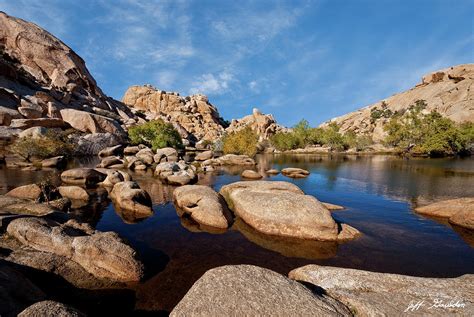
top-left (170, 265), bottom-right (351, 316)
top-left (173, 185), bottom-right (232, 229)
top-left (6, 217), bottom-right (144, 282)
top-left (289, 264), bottom-right (474, 317)
top-left (220, 181), bottom-right (342, 240)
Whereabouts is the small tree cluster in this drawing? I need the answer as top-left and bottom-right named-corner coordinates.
top-left (10, 129), bottom-right (74, 160)
top-left (222, 126), bottom-right (259, 157)
top-left (128, 119), bottom-right (183, 151)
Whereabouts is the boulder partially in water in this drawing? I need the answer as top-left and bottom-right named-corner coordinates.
top-left (220, 181), bottom-right (340, 240)
top-left (110, 181), bottom-right (152, 215)
top-left (155, 162), bottom-right (197, 186)
top-left (61, 168), bottom-right (106, 187)
top-left (154, 147), bottom-right (178, 163)
top-left (58, 186), bottom-right (89, 201)
top-left (0, 195), bottom-right (58, 217)
top-left (6, 217), bottom-right (144, 282)
top-left (203, 154), bottom-right (256, 166)
top-left (415, 197), bottom-right (474, 230)
top-left (241, 170), bottom-right (262, 179)
top-left (173, 185), bottom-right (232, 229)
top-left (281, 167), bottom-right (310, 178)
top-left (170, 265), bottom-right (351, 317)
top-left (6, 184), bottom-right (42, 201)
top-left (289, 264), bottom-right (474, 317)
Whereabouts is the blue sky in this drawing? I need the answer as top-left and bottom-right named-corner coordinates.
top-left (1, 0), bottom-right (473, 126)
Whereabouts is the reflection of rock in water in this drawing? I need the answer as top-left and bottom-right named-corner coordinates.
top-left (113, 203), bottom-right (154, 224)
top-left (179, 216), bottom-right (227, 234)
top-left (233, 218), bottom-right (338, 260)
top-left (451, 225), bottom-right (474, 247)
top-left (69, 188), bottom-right (110, 227)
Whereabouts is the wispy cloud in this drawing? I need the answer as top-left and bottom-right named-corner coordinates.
top-left (189, 71), bottom-right (237, 95)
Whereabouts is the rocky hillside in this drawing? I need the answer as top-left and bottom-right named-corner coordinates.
top-left (323, 64), bottom-right (474, 142)
top-left (226, 108), bottom-right (287, 141)
top-left (0, 12), bottom-right (140, 153)
top-left (122, 85), bottom-right (228, 143)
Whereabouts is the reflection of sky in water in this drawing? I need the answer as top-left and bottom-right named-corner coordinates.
top-left (0, 155), bottom-right (473, 312)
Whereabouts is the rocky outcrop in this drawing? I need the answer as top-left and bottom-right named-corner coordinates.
top-left (220, 181), bottom-right (359, 241)
top-left (226, 108), bottom-right (287, 141)
top-left (170, 265), bottom-right (351, 316)
top-left (323, 64), bottom-right (474, 142)
top-left (415, 197), bottom-right (474, 230)
top-left (6, 217), bottom-right (144, 282)
top-left (173, 185), bottom-right (232, 229)
top-left (122, 85), bottom-right (227, 143)
top-left (0, 12), bottom-right (137, 151)
top-left (289, 264), bottom-right (474, 317)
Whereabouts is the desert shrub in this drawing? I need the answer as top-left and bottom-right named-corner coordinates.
top-left (270, 131), bottom-right (302, 151)
top-left (128, 119), bottom-right (183, 151)
top-left (222, 126), bottom-right (258, 157)
top-left (343, 131), bottom-right (373, 151)
top-left (370, 101), bottom-right (394, 123)
top-left (10, 129), bottom-right (74, 160)
top-left (384, 108), bottom-right (470, 156)
top-left (319, 122), bottom-right (349, 151)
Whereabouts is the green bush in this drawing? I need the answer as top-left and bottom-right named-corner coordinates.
top-left (343, 131), bottom-right (373, 151)
top-left (10, 129), bottom-right (74, 160)
top-left (222, 126), bottom-right (258, 157)
top-left (384, 107), bottom-right (471, 156)
top-left (128, 119), bottom-right (183, 151)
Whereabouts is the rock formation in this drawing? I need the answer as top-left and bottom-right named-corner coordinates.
top-left (226, 108), bottom-right (287, 141)
top-left (171, 265), bottom-right (352, 316)
top-left (289, 264), bottom-right (474, 317)
top-left (122, 85), bottom-right (227, 143)
top-left (323, 64), bottom-right (474, 142)
top-left (0, 12), bottom-right (137, 150)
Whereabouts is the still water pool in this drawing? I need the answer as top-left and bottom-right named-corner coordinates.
top-left (1, 154), bottom-right (473, 312)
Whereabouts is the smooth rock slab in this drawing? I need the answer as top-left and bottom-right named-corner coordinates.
top-left (6, 184), bottom-right (42, 201)
top-left (220, 181), bottom-right (339, 240)
top-left (289, 264), bottom-right (474, 317)
top-left (0, 195), bottom-right (57, 216)
top-left (173, 185), bottom-right (232, 229)
top-left (415, 197), bottom-right (474, 230)
top-left (61, 168), bottom-right (106, 187)
top-left (170, 265), bottom-right (351, 317)
top-left (18, 301), bottom-right (85, 317)
top-left (241, 170), bottom-right (262, 179)
top-left (58, 186), bottom-right (89, 201)
top-left (7, 217), bottom-right (144, 282)
top-left (281, 167), bottom-right (310, 178)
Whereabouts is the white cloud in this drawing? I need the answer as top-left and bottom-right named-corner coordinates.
top-left (189, 71), bottom-right (236, 95)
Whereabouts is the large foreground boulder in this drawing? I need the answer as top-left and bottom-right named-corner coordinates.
top-left (289, 265), bottom-right (474, 317)
top-left (415, 197), bottom-right (474, 230)
top-left (220, 181), bottom-right (343, 240)
top-left (6, 217), bottom-right (144, 282)
top-left (170, 265), bottom-right (351, 316)
top-left (173, 185), bottom-right (232, 229)
top-left (0, 261), bottom-right (46, 317)
top-left (18, 301), bottom-right (85, 317)
top-left (110, 181), bottom-right (152, 216)
top-left (61, 168), bottom-right (106, 187)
